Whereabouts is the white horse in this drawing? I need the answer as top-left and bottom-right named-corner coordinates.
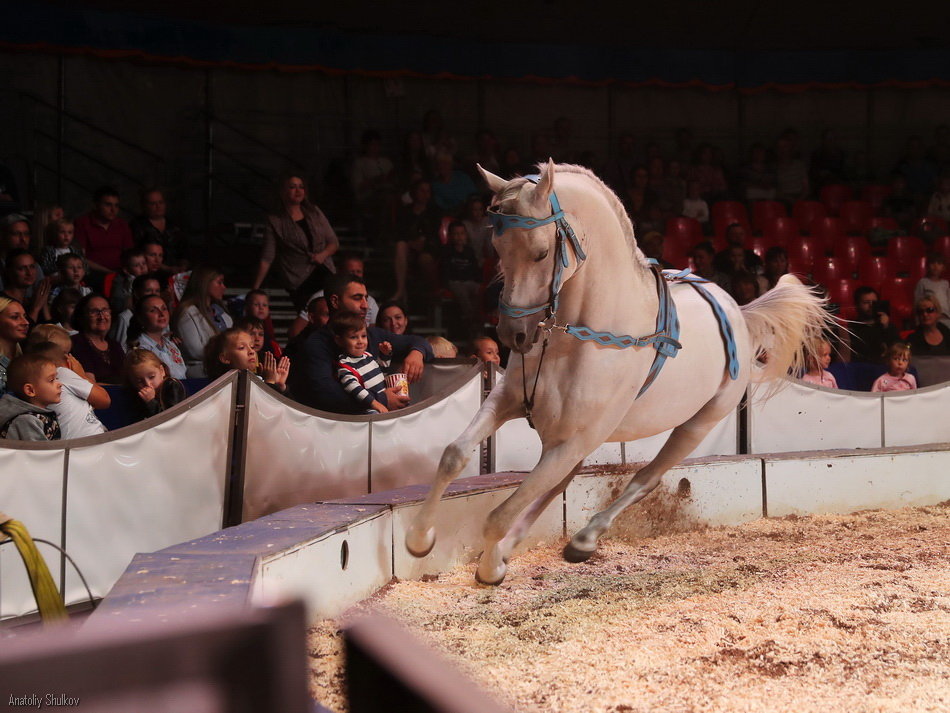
top-left (406, 160), bottom-right (830, 584)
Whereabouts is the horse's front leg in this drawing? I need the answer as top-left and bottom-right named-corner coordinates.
top-left (405, 386), bottom-right (521, 558)
top-left (565, 400), bottom-right (729, 562)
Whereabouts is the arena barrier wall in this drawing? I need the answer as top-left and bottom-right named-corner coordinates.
top-left (4, 364), bottom-right (949, 622)
top-left (0, 373), bottom-right (236, 620)
top-left (86, 443), bottom-right (950, 631)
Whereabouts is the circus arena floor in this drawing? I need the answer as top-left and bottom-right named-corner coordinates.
top-left (309, 503), bottom-right (950, 713)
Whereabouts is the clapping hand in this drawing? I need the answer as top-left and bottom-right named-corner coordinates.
top-left (379, 341), bottom-right (393, 357)
top-left (263, 352), bottom-right (290, 391)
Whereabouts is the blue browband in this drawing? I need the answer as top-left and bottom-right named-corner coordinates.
top-left (490, 174), bottom-right (738, 397)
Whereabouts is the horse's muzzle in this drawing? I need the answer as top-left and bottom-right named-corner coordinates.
top-left (498, 314), bottom-right (544, 354)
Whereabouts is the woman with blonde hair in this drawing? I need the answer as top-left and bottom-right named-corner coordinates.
top-left (0, 296), bottom-right (29, 392)
top-left (172, 266), bottom-right (232, 377)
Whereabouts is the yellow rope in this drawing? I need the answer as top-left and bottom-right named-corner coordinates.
top-left (0, 513), bottom-right (67, 624)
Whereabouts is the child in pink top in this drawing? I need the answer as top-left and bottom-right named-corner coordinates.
top-left (871, 343), bottom-right (917, 392)
top-left (801, 337), bottom-right (838, 388)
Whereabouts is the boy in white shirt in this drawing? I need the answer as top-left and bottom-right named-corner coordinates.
top-left (26, 326), bottom-right (110, 438)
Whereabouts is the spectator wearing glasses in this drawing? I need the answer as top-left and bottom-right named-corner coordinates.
top-left (70, 294), bottom-right (126, 383)
top-left (907, 297), bottom-right (950, 356)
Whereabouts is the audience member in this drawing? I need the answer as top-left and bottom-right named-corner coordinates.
top-left (234, 316), bottom-right (268, 359)
top-left (0, 296), bottom-right (28, 393)
top-left (283, 295), bottom-right (328, 362)
top-left (427, 336), bottom-right (458, 358)
top-left (124, 348), bottom-right (187, 418)
top-left (472, 335), bottom-right (501, 374)
top-left (112, 273), bottom-right (162, 347)
top-left (431, 151), bottom-right (477, 214)
top-left (252, 175), bottom-right (339, 311)
top-left (0, 215), bottom-right (33, 284)
top-left (392, 178), bottom-right (442, 305)
top-left (331, 310), bottom-right (393, 414)
top-left (914, 253), bottom-right (950, 328)
top-left (203, 327), bottom-right (290, 394)
top-left (400, 130), bottom-right (428, 183)
top-left (26, 329), bottom-right (109, 438)
top-left (871, 342), bottom-right (916, 392)
top-left (603, 133), bottom-right (639, 196)
top-left (774, 137), bottom-right (809, 205)
top-left (109, 248), bottom-right (149, 314)
top-left (906, 297), bottom-right (950, 356)
top-left (70, 294), bottom-right (125, 383)
top-left (39, 218), bottom-right (82, 277)
top-left (681, 180), bottom-right (709, 227)
top-left (622, 165), bottom-right (655, 225)
top-left (714, 223), bottom-right (762, 276)
top-left (421, 109), bottom-right (456, 169)
top-left (243, 289), bottom-right (283, 356)
top-left (351, 130), bottom-right (394, 243)
top-left (740, 143), bottom-right (776, 202)
top-left (286, 252), bottom-right (379, 339)
top-left (74, 186), bottom-right (134, 278)
top-left (376, 301), bottom-right (409, 335)
top-left (925, 175), bottom-right (950, 221)
top-left (127, 294), bottom-right (187, 379)
top-left (289, 273), bottom-right (432, 413)
top-left (763, 246), bottom-right (789, 290)
top-left (50, 253), bottom-right (92, 301)
top-left (0, 353), bottom-right (62, 440)
top-left (173, 266), bottom-right (232, 377)
top-left (31, 205), bottom-right (64, 254)
top-left (441, 220), bottom-right (482, 332)
top-left (730, 273), bottom-right (761, 306)
top-left (460, 195), bottom-right (493, 268)
top-left (690, 242), bottom-right (729, 290)
top-left (2, 249), bottom-right (50, 325)
top-left (688, 144), bottom-right (728, 201)
top-left (800, 337), bottom-right (837, 388)
top-left (50, 288), bottom-right (82, 335)
top-left (639, 231), bottom-right (673, 269)
top-left (847, 286), bottom-right (900, 363)
top-left (130, 188), bottom-right (187, 268)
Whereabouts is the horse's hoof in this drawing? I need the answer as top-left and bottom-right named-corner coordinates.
top-left (474, 564), bottom-right (507, 586)
top-left (563, 541), bottom-right (595, 563)
top-left (405, 527), bottom-right (436, 558)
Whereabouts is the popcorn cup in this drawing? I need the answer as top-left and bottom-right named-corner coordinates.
top-left (386, 372), bottom-right (409, 397)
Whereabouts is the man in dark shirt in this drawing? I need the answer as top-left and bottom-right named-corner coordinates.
top-left (290, 273), bottom-right (434, 413)
top-left (848, 286), bottom-right (900, 363)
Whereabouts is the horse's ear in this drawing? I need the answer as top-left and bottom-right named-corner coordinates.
top-left (477, 164), bottom-right (507, 194)
top-left (533, 158), bottom-right (556, 205)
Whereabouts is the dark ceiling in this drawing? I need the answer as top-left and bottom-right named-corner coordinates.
top-left (48, 1), bottom-right (950, 51)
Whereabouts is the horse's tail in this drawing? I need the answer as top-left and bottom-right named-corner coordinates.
top-left (740, 274), bottom-right (835, 398)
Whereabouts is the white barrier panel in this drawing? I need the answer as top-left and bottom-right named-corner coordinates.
top-left (625, 408), bottom-right (739, 463)
top-left (370, 372), bottom-right (482, 493)
top-left (750, 381), bottom-right (882, 453)
top-left (882, 382), bottom-right (950, 447)
top-left (764, 449), bottom-right (950, 516)
top-left (494, 417), bottom-right (542, 472)
top-left (0, 449), bottom-right (66, 619)
top-left (65, 384), bottom-right (232, 601)
top-left (244, 382), bottom-right (370, 521)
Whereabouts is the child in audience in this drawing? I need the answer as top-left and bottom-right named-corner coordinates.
top-left (124, 348), bottom-right (186, 418)
top-left (441, 220), bottom-right (482, 330)
top-left (243, 289), bottom-right (282, 357)
top-left (110, 248), bottom-right (149, 314)
top-left (127, 294), bottom-right (186, 379)
top-left (871, 342), bottom-right (916, 392)
top-left (801, 337), bottom-right (838, 389)
top-left (472, 335), bottom-right (501, 367)
top-left (0, 353), bottom-right (62, 440)
top-left (203, 328), bottom-right (290, 394)
top-left (50, 253), bottom-right (92, 301)
top-left (234, 316), bottom-right (273, 361)
top-left (914, 253), bottom-right (950, 329)
top-left (111, 273), bottom-right (162, 347)
top-left (50, 287), bottom-right (82, 334)
top-left (427, 335), bottom-right (458, 358)
top-left (26, 330), bottom-right (109, 438)
top-left (331, 310), bottom-right (392, 413)
top-left (39, 218), bottom-right (83, 277)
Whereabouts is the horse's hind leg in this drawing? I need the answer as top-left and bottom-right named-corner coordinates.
top-left (405, 387), bottom-right (520, 557)
top-left (565, 401), bottom-right (732, 562)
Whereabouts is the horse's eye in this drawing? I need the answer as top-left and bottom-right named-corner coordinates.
top-left (534, 250), bottom-right (549, 263)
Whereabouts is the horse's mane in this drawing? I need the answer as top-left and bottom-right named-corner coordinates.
top-left (502, 164), bottom-right (649, 268)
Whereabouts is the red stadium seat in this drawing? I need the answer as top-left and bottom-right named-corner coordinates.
top-left (833, 236), bottom-right (871, 272)
top-left (912, 215), bottom-right (950, 239)
top-left (879, 277), bottom-right (916, 328)
top-left (856, 255), bottom-right (897, 290)
top-left (887, 235), bottom-right (927, 269)
top-left (711, 200), bottom-right (749, 225)
top-left (825, 278), bottom-right (858, 311)
top-left (762, 216), bottom-right (801, 245)
top-left (665, 217), bottom-right (703, 244)
top-left (809, 216), bottom-right (845, 248)
top-left (751, 201), bottom-right (787, 234)
top-left (786, 255), bottom-right (811, 278)
top-left (662, 240), bottom-right (691, 269)
top-left (749, 235), bottom-right (775, 260)
top-left (839, 200), bottom-right (873, 235)
top-left (819, 184), bottom-right (853, 216)
top-left (908, 256), bottom-right (927, 282)
top-left (868, 216), bottom-right (899, 232)
top-left (792, 201), bottom-right (826, 233)
top-left (786, 235), bottom-right (826, 271)
top-left (860, 184), bottom-right (892, 213)
top-left (812, 256), bottom-right (850, 285)
top-left (932, 234), bottom-right (950, 259)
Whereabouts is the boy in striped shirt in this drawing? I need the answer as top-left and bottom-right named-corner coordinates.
top-left (332, 310), bottom-right (393, 413)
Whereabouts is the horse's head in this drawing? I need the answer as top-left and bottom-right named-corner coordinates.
top-left (480, 159), bottom-right (584, 354)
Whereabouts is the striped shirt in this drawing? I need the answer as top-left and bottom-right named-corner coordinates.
top-left (336, 352), bottom-right (390, 410)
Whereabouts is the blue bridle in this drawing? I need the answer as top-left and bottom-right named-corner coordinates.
top-left (489, 175), bottom-right (587, 320)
